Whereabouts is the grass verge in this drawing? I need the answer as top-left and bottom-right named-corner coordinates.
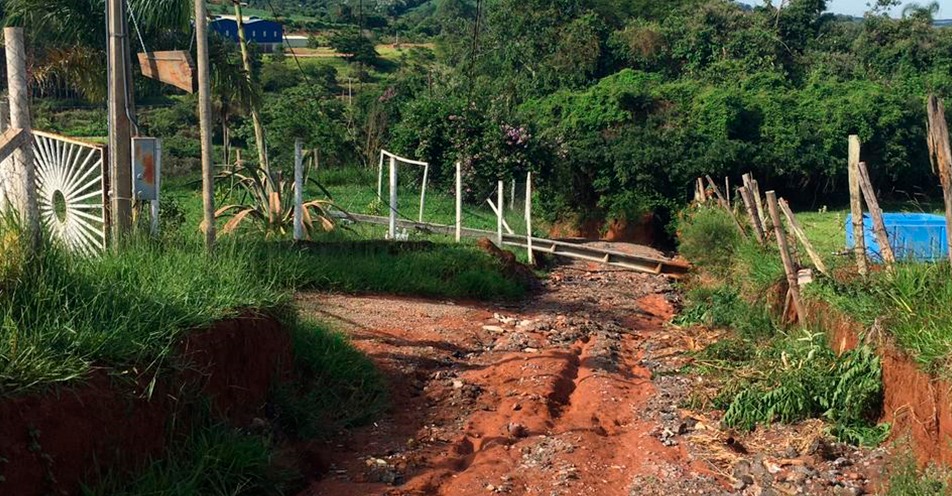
top-left (676, 206), bottom-right (887, 445)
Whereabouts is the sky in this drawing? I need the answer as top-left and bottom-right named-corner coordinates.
top-left (827, 0), bottom-right (950, 17)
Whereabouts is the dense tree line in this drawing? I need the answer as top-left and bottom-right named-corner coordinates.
top-left (378, 0), bottom-right (952, 226)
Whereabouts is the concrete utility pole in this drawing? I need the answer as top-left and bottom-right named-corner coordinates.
top-left (233, 0), bottom-right (270, 173)
top-left (195, 0), bottom-right (216, 250)
top-left (106, 0), bottom-right (134, 239)
top-left (3, 27), bottom-right (40, 248)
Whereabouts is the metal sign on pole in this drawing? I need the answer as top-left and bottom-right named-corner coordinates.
top-left (132, 137), bottom-right (161, 235)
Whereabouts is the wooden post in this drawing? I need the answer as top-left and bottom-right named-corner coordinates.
top-left (750, 178), bottom-right (767, 226)
top-left (927, 95), bottom-right (952, 268)
top-left (195, 0), bottom-right (216, 250)
top-left (706, 175), bottom-right (748, 239)
top-left (419, 162), bottom-right (428, 223)
top-left (510, 180), bottom-right (516, 211)
top-left (725, 176), bottom-right (730, 209)
top-left (856, 161), bottom-right (896, 268)
top-left (234, 0), bottom-right (269, 173)
top-left (389, 155), bottom-right (397, 239)
top-left (696, 178), bottom-right (707, 203)
top-left (766, 191), bottom-right (803, 323)
top-left (497, 179), bottom-right (504, 246)
top-left (455, 161), bottom-right (462, 243)
top-left (778, 198), bottom-right (828, 275)
top-left (0, 95), bottom-right (8, 132)
top-left (848, 135), bottom-right (868, 275)
top-left (526, 172), bottom-right (534, 265)
top-left (739, 186), bottom-right (765, 245)
top-left (293, 139), bottom-right (304, 241)
top-left (107, 0), bottom-right (134, 240)
top-left (3, 27), bottom-right (39, 247)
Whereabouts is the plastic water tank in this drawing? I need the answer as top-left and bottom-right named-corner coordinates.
top-left (846, 213), bottom-right (948, 262)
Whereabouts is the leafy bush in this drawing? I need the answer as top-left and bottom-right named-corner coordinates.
top-left (676, 206), bottom-right (741, 272)
top-left (719, 333), bottom-right (887, 446)
top-left (675, 284), bottom-right (775, 340)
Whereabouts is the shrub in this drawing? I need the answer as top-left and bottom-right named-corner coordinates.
top-left (677, 206), bottom-right (740, 272)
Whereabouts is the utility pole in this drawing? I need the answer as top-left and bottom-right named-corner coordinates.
top-left (106, 0), bottom-right (134, 240)
top-left (4, 27), bottom-right (39, 249)
top-left (233, 0), bottom-right (270, 173)
top-left (195, 0), bottom-right (216, 250)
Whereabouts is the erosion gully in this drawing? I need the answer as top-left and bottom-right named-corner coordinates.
top-left (293, 255), bottom-right (888, 496)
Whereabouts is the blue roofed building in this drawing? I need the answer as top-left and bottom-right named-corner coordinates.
top-left (209, 15), bottom-right (284, 51)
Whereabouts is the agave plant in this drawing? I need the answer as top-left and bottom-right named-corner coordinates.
top-left (215, 160), bottom-right (347, 239)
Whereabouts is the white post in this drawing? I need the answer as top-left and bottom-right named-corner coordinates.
top-left (455, 161), bottom-right (462, 243)
top-left (377, 150), bottom-right (384, 198)
top-left (294, 139), bottom-right (304, 241)
top-left (389, 155), bottom-right (397, 239)
top-left (526, 172), bottom-right (534, 265)
top-left (419, 162), bottom-right (428, 223)
top-left (151, 139), bottom-right (161, 235)
top-left (497, 179), bottom-right (504, 246)
top-left (510, 180), bottom-right (516, 211)
top-left (4, 27), bottom-right (39, 247)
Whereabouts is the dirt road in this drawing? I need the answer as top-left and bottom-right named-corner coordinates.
top-left (294, 259), bottom-right (730, 496)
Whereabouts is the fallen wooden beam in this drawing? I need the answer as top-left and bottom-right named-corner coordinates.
top-left (778, 198), bottom-right (828, 276)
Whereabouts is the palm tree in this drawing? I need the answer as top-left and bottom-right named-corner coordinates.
top-left (5, 0), bottom-right (191, 99)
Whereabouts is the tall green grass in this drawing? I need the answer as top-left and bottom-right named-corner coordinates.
top-left (0, 234), bottom-right (290, 396)
top-left (814, 263), bottom-right (952, 373)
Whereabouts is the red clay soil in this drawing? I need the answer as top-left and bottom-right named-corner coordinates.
top-left (0, 314), bottom-right (291, 496)
top-left (805, 298), bottom-right (952, 467)
top-left (549, 214), bottom-right (657, 246)
top-left (295, 261), bottom-right (718, 496)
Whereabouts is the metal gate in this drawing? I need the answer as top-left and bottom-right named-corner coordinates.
top-left (33, 131), bottom-right (109, 254)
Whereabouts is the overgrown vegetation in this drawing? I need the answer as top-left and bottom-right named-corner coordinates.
top-left (677, 206), bottom-right (888, 445)
top-left (885, 452), bottom-right (952, 495)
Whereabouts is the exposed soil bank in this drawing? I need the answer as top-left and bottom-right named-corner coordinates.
top-left (805, 298), bottom-right (952, 467)
top-left (549, 214), bottom-right (659, 247)
top-left (0, 314), bottom-right (291, 496)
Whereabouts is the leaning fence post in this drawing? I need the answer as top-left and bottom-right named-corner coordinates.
top-left (767, 191), bottom-right (804, 323)
top-left (526, 171), bottom-right (534, 265)
top-left (779, 198), bottom-right (828, 276)
top-left (856, 161), bottom-right (895, 269)
top-left (848, 135), bottom-right (869, 276)
top-left (293, 139), bottom-right (304, 241)
top-left (455, 161), bottom-right (462, 243)
top-left (739, 186), bottom-right (765, 245)
top-left (706, 175), bottom-right (748, 239)
top-left (927, 95), bottom-right (952, 268)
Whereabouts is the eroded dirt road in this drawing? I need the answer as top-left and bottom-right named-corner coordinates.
top-left (294, 258), bottom-right (726, 496)
top-left (293, 253), bottom-right (890, 496)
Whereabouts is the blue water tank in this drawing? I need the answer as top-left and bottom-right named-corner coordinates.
top-left (846, 213), bottom-right (948, 262)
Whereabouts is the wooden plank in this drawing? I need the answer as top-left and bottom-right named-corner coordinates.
top-left (0, 127), bottom-right (25, 164)
top-left (739, 186), bottom-right (765, 245)
top-left (778, 198), bottom-right (828, 275)
top-left (927, 95), bottom-right (952, 268)
top-left (766, 191), bottom-right (804, 323)
top-left (848, 135), bottom-right (868, 276)
top-left (137, 51), bottom-right (196, 93)
top-left (856, 161), bottom-right (896, 268)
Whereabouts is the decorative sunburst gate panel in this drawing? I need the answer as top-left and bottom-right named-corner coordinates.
top-left (33, 131), bottom-right (109, 254)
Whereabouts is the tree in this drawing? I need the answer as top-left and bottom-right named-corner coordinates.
top-left (329, 29), bottom-right (379, 65)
